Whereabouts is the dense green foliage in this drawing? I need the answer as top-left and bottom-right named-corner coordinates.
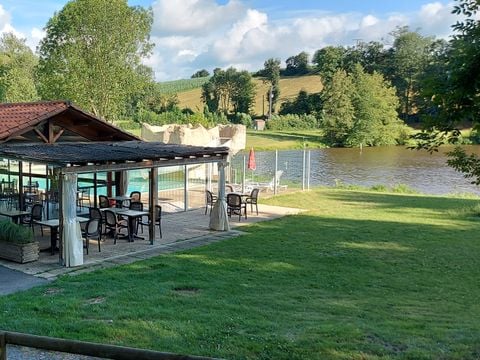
top-left (36, 0), bottom-right (153, 121)
top-left (279, 90), bottom-right (322, 116)
top-left (191, 69), bottom-right (209, 78)
top-left (266, 114), bottom-right (318, 130)
top-left (0, 220), bottom-right (33, 244)
top-left (260, 58), bottom-right (281, 110)
top-left (1, 189), bottom-right (480, 359)
top-left (0, 33), bottom-right (39, 102)
top-left (202, 67), bottom-right (256, 114)
top-left (283, 51), bottom-right (310, 76)
top-left (134, 107), bottom-right (227, 128)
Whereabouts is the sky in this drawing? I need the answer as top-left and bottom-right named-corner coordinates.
top-left (0, 0), bottom-right (459, 81)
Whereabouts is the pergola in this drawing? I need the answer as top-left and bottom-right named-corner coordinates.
top-left (0, 101), bottom-right (230, 267)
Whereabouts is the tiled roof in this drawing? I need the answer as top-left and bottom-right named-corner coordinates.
top-left (0, 101), bottom-right (70, 140)
top-left (0, 100), bottom-right (138, 142)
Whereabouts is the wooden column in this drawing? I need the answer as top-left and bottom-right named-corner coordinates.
top-left (93, 172), bottom-right (98, 208)
top-left (58, 173), bottom-right (64, 266)
top-left (148, 167), bottom-right (158, 245)
top-left (18, 161), bottom-right (23, 210)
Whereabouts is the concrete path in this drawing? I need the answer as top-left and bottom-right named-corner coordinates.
top-left (0, 266), bottom-right (49, 295)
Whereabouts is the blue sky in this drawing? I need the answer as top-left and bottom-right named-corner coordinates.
top-left (0, 0), bottom-right (456, 80)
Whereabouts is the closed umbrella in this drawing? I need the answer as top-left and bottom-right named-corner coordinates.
top-left (247, 147), bottom-right (256, 182)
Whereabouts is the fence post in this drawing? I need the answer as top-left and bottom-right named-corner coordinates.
top-left (242, 155), bottom-right (246, 193)
top-left (302, 148), bottom-right (306, 191)
top-left (0, 331), bottom-right (6, 360)
top-left (274, 150), bottom-right (278, 195)
top-left (307, 150), bottom-right (311, 190)
top-left (184, 165), bottom-right (189, 211)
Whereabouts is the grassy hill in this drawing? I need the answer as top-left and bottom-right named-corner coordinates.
top-left (175, 75), bottom-right (323, 116)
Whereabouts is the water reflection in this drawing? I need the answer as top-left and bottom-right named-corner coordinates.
top-left (237, 146), bottom-right (480, 196)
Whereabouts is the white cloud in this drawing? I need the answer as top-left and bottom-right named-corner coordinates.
top-left (146, 1), bottom-right (458, 80)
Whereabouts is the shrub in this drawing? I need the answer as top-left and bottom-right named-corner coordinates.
top-left (266, 114), bottom-right (318, 130)
top-left (231, 113), bottom-right (253, 128)
top-left (0, 221), bottom-right (34, 244)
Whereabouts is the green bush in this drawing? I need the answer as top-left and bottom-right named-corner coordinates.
top-left (231, 113), bottom-right (253, 128)
top-left (0, 221), bottom-right (34, 244)
top-left (134, 108), bottom-right (228, 128)
top-left (266, 114), bottom-right (318, 130)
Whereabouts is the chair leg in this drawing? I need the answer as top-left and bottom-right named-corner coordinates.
top-left (97, 237), bottom-right (101, 252)
top-left (85, 237), bottom-right (89, 255)
top-left (255, 203), bottom-right (258, 215)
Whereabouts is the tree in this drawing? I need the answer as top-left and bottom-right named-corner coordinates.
top-left (36, 0), bottom-right (154, 121)
top-left (279, 90), bottom-right (322, 116)
top-left (414, 0), bottom-right (480, 184)
top-left (388, 26), bottom-right (435, 121)
top-left (0, 33), bottom-right (39, 102)
top-left (201, 67), bottom-right (256, 114)
top-left (320, 70), bottom-right (356, 145)
top-left (284, 51), bottom-right (310, 76)
top-left (191, 69), bottom-right (209, 78)
top-left (261, 58), bottom-right (281, 111)
top-left (313, 46), bottom-right (345, 84)
top-left (347, 64), bottom-right (404, 147)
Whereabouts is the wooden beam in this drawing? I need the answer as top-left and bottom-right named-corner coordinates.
top-left (52, 129), bottom-right (65, 143)
top-left (149, 167), bottom-right (158, 245)
top-left (33, 128), bottom-right (49, 143)
top-left (62, 154), bottom-right (228, 174)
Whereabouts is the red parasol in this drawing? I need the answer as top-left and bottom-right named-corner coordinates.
top-left (247, 147), bottom-right (256, 171)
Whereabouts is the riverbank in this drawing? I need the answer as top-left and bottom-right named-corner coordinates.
top-left (0, 188), bottom-right (479, 359)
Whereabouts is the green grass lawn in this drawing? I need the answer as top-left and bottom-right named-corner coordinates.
top-left (246, 129), bottom-right (327, 150)
top-left (1, 189), bottom-right (480, 359)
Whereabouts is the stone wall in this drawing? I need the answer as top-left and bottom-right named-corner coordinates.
top-left (141, 123), bottom-right (246, 154)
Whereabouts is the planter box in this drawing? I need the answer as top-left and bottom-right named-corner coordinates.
top-left (0, 241), bottom-right (39, 263)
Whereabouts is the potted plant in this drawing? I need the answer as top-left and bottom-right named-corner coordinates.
top-left (0, 220), bottom-right (39, 263)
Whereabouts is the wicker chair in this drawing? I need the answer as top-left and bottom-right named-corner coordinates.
top-left (226, 193), bottom-right (247, 221)
top-left (205, 190), bottom-right (217, 215)
top-left (245, 188), bottom-right (259, 215)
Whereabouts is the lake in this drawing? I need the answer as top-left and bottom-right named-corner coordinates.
top-left (233, 145), bottom-right (480, 196)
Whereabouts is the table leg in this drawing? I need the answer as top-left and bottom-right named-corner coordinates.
top-left (50, 226), bottom-right (58, 255)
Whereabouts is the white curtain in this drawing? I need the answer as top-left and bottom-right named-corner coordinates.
top-left (209, 162), bottom-right (230, 231)
top-left (62, 173), bottom-right (83, 267)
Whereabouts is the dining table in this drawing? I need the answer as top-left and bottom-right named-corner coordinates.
top-left (110, 195), bottom-right (132, 208)
top-left (100, 207), bottom-right (149, 242)
top-left (35, 217), bottom-right (89, 255)
top-left (0, 209), bottom-right (30, 224)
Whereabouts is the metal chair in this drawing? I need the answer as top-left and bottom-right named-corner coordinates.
top-left (245, 188), bottom-right (259, 215)
top-left (205, 190), bottom-right (217, 215)
top-left (88, 207), bottom-right (103, 240)
top-left (129, 201), bottom-right (145, 233)
top-left (99, 195), bottom-right (110, 209)
top-left (21, 203), bottom-right (44, 235)
top-left (226, 193), bottom-right (247, 221)
top-left (104, 210), bottom-right (128, 244)
top-left (82, 218), bottom-right (101, 254)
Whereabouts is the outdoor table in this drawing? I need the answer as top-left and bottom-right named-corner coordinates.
top-left (110, 195), bottom-right (132, 208)
top-left (0, 209), bottom-right (30, 224)
top-left (35, 217), bottom-right (89, 255)
top-left (115, 209), bottom-right (149, 242)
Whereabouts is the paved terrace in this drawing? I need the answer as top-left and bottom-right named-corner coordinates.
top-left (0, 205), bottom-right (302, 280)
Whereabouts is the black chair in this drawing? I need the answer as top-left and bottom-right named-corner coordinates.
top-left (154, 205), bottom-right (163, 238)
top-left (21, 203), bottom-right (44, 235)
top-left (99, 195), bottom-right (110, 209)
top-left (88, 207), bottom-right (103, 240)
top-left (104, 210), bottom-right (128, 244)
top-left (227, 193), bottom-right (247, 221)
top-left (129, 201), bottom-right (145, 233)
top-left (225, 184), bottom-right (234, 193)
top-left (245, 188), bottom-right (259, 215)
top-left (205, 190), bottom-right (217, 215)
top-left (82, 218), bottom-right (101, 254)
top-left (130, 191), bottom-right (141, 203)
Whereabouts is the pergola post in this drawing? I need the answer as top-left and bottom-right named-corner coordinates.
top-left (60, 172), bottom-right (83, 267)
top-left (148, 167), bottom-right (158, 244)
top-left (209, 161), bottom-right (230, 231)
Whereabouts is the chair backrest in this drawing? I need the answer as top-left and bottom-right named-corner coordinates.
top-left (104, 210), bottom-right (117, 226)
top-left (31, 204), bottom-right (43, 221)
top-left (225, 185), bottom-right (234, 193)
top-left (99, 195), bottom-right (110, 208)
top-left (85, 218), bottom-right (100, 237)
top-left (129, 201), bottom-right (143, 211)
top-left (206, 190), bottom-right (214, 204)
top-left (130, 191), bottom-right (141, 202)
top-left (227, 193), bottom-right (241, 207)
top-left (89, 207), bottom-right (102, 220)
top-left (155, 205), bottom-right (162, 222)
top-left (250, 188), bottom-right (259, 201)
top-left (268, 170), bottom-right (284, 189)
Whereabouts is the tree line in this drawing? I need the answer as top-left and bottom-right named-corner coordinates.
top-left (0, 0), bottom-right (479, 153)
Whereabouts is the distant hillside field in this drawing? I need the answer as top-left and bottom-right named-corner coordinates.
top-left (174, 75), bottom-right (323, 116)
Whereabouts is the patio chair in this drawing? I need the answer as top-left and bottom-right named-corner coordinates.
top-left (205, 190), bottom-right (217, 215)
top-left (129, 201), bottom-right (145, 233)
top-left (99, 195), bottom-right (110, 209)
top-left (225, 184), bottom-right (234, 193)
top-left (245, 188), bottom-right (259, 215)
top-left (21, 203), bottom-right (44, 236)
top-left (246, 170), bottom-right (287, 193)
top-left (227, 193), bottom-right (247, 221)
top-left (88, 207), bottom-right (103, 240)
top-left (82, 218), bottom-right (101, 254)
top-left (137, 204), bottom-right (163, 238)
top-left (104, 210), bottom-right (128, 244)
